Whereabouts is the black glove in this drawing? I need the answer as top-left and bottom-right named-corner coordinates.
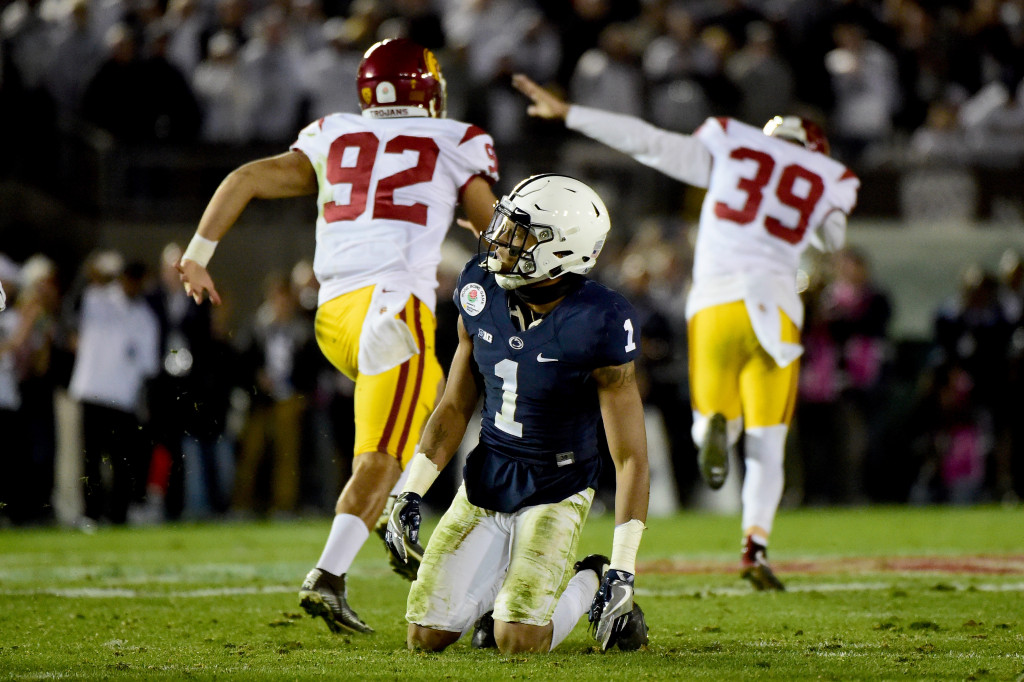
top-left (588, 568), bottom-right (635, 650)
top-left (384, 492), bottom-right (423, 567)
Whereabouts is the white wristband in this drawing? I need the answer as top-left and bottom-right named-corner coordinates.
top-left (402, 451), bottom-right (441, 497)
top-left (609, 519), bottom-right (646, 574)
top-left (181, 233), bottom-right (219, 268)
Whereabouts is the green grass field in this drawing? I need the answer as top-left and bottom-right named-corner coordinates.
top-left (1, 506), bottom-right (1022, 681)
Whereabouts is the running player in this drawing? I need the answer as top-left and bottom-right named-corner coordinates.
top-left (513, 74), bottom-right (859, 591)
top-left (177, 38), bottom-right (500, 633)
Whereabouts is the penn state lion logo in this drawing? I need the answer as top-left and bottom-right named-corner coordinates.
top-left (460, 283), bottom-right (486, 316)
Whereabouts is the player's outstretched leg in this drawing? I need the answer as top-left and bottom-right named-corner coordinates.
top-left (698, 412), bottom-right (729, 489)
top-left (299, 568), bottom-right (375, 633)
top-left (740, 536), bottom-right (785, 591)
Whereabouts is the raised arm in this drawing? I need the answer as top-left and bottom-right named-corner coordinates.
top-left (512, 73), bottom-right (711, 188)
top-left (177, 150), bottom-right (318, 305)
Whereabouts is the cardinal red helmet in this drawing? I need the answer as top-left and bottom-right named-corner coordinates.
top-left (763, 115), bottom-right (830, 155)
top-left (356, 38), bottom-right (446, 119)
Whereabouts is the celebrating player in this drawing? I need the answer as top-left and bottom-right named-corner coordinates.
top-left (385, 174), bottom-right (650, 653)
top-left (513, 75), bottom-right (859, 591)
top-left (177, 38), bottom-right (500, 633)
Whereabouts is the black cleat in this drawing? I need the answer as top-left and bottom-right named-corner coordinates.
top-left (470, 611), bottom-right (497, 649)
top-left (299, 568), bottom-right (375, 633)
top-left (741, 538), bottom-right (785, 591)
top-left (573, 553), bottom-right (610, 577)
top-left (698, 412), bottom-right (729, 490)
top-left (609, 603), bottom-right (649, 651)
top-left (374, 496), bottom-right (421, 581)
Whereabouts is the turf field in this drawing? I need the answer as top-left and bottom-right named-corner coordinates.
top-left (1, 505), bottom-right (1022, 681)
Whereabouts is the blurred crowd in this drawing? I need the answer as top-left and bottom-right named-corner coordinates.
top-left (2, 0), bottom-right (1024, 173)
top-left (3, 0), bottom-right (1024, 526)
top-left (2, 237), bottom-right (1024, 528)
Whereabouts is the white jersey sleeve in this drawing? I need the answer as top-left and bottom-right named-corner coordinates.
top-left (291, 114), bottom-right (499, 312)
top-left (565, 105), bottom-right (712, 188)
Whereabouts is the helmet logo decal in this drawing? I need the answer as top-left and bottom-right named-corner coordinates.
top-left (509, 336), bottom-right (524, 350)
top-left (376, 81), bottom-right (397, 104)
top-left (459, 283), bottom-right (487, 316)
top-left (424, 49), bottom-right (441, 79)
top-left (361, 87), bottom-right (372, 104)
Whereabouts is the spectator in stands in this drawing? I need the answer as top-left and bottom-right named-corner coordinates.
top-left (144, 242), bottom-right (216, 521)
top-left (569, 22), bottom-right (644, 118)
top-left (164, 0), bottom-right (206, 77)
top-left (0, 255), bottom-right (60, 524)
top-left (80, 23), bottom-right (150, 141)
top-left (798, 247), bottom-right (892, 504)
top-left (934, 265), bottom-right (1014, 413)
top-left (240, 7), bottom-right (305, 143)
top-left (300, 17), bottom-right (362, 120)
top-left (69, 259), bottom-right (160, 525)
top-left (232, 272), bottom-right (317, 517)
top-left (45, 0), bottom-right (104, 119)
top-left (138, 21), bottom-right (201, 143)
top-left (642, 2), bottom-right (713, 133)
top-left (907, 360), bottom-right (994, 505)
top-left (725, 21), bottom-right (795, 128)
top-left (198, 0), bottom-right (250, 64)
top-left (824, 19), bottom-right (900, 164)
top-left (192, 30), bottom-right (256, 143)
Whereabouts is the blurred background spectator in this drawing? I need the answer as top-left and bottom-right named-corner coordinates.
top-left (3, 0), bottom-right (1024, 527)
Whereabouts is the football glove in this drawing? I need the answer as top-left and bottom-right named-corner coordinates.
top-left (384, 491), bottom-right (424, 567)
top-left (588, 568), bottom-right (635, 651)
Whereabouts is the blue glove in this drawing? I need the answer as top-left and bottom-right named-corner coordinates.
top-left (384, 492), bottom-right (423, 566)
top-left (588, 568), bottom-right (635, 650)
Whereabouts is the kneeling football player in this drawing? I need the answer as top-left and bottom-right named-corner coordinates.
top-left (385, 174), bottom-right (650, 653)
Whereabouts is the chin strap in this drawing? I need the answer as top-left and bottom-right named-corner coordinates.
top-left (514, 274), bottom-right (585, 304)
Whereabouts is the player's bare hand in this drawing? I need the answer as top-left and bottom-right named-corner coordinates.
top-left (175, 258), bottom-right (222, 306)
top-left (512, 74), bottom-right (569, 120)
top-left (456, 217), bottom-right (481, 239)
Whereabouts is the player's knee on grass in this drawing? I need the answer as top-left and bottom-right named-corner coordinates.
top-left (494, 620), bottom-right (552, 654)
top-left (407, 624), bottom-right (460, 652)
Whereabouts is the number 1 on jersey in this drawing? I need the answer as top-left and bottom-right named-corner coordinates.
top-left (494, 359), bottom-right (523, 438)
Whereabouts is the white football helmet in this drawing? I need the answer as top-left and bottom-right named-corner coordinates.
top-left (481, 174), bottom-right (610, 290)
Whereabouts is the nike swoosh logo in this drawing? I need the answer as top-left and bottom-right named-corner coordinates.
top-left (537, 353), bottom-right (558, 363)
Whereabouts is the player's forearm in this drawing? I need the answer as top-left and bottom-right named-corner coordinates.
top-left (417, 400), bottom-right (472, 472)
top-left (613, 453), bottom-right (650, 526)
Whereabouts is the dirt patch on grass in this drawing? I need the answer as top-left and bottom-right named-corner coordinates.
top-left (640, 555), bottom-right (1024, 576)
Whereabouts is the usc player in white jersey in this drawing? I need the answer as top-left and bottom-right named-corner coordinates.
top-left (178, 39), bottom-right (500, 633)
top-left (513, 74), bottom-right (859, 591)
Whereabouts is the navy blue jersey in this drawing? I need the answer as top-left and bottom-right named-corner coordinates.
top-left (454, 258), bottom-right (640, 513)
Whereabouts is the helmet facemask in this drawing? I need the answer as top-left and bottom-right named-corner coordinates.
top-left (480, 197), bottom-right (555, 290)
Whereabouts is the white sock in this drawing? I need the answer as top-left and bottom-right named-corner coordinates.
top-left (549, 569), bottom-right (600, 651)
top-left (741, 425), bottom-right (788, 535)
top-left (316, 513), bottom-right (370, 577)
